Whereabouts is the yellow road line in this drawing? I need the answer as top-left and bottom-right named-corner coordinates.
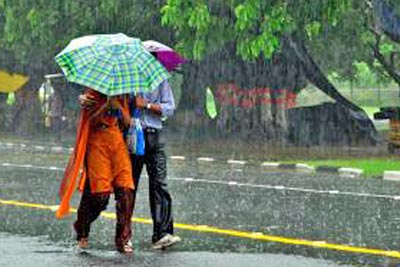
top-left (0, 198), bottom-right (399, 258)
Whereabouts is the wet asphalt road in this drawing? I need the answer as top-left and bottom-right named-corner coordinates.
top-left (0, 232), bottom-right (358, 267)
top-left (1, 141), bottom-right (400, 266)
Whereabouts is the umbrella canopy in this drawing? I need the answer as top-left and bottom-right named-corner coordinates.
top-left (142, 40), bottom-right (186, 72)
top-left (0, 70), bottom-right (29, 93)
top-left (55, 33), bottom-right (169, 96)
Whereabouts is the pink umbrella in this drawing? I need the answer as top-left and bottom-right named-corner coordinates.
top-left (142, 40), bottom-right (186, 72)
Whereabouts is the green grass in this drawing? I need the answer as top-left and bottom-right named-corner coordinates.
top-left (288, 158), bottom-right (400, 177)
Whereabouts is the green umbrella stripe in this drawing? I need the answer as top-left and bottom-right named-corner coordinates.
top-left (94, 43), bottom-right (143, 63)
top-left (142, 65), bottom-right (169, 84)
top-left (82, 62), bottom-right (115, 79)
top-left (57, 49), bottom-right (98, 75)
top-left (138, 57), bottom-right (168, 77)
top-left (59, 58), bottom-right (167, 92)
top-left (56, 54), bottom-right (79, 76)
top-left (141, 59), bottom-right (168, 77)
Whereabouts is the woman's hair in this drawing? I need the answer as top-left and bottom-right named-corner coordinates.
top-left (150, 51), bottom-right (158, 58)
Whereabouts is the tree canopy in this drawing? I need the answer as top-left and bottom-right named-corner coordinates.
top-left (161, 0), bottom-right (400, 97)
top-left (0, 0), bottom-right (170, 82)
top-left (161, 0), bottom-right (353, 60)
top-left (0, 0), bottom-right (399, 93)
top-left (0, 0), bottom-right (393, 142)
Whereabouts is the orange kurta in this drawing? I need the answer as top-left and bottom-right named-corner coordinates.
top-left (56, 89), bottom-right (133, 219)
top-left (86, 125), bottom-right (133, 193)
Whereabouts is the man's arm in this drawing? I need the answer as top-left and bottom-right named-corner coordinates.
top-left (135, 80), bottom-right (175, 117)
top-left (135, 96), bottom-right (162, 115)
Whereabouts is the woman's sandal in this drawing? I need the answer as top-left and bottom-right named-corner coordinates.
top-left (117, 241), bottom-right (133, 254)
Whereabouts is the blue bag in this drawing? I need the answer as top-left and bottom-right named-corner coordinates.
top-left (126, 106), bottom-right (145, 155)
top-left (135, 117), bottom-right (145, 155)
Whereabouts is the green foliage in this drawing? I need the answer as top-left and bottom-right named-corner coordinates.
top-left (235, 3), bottom-right (294, 59)
top-left (0, 0), bottom-right (399, 94)
top-left (379, 43), bottom-right (395, 56)
top-left (99, 0), bottom-right (120, 19)
top-left (161, 0), bottom-right (353, 61)
top-left (327, 59), bottom-right (395, 92)
top-left (368, 34), bottom-right (400, 85)
top-left (305, 21), bottom-right (321, 40)
top-left (353, 61), bottom-right (379, 88)
top-left (0, 0), bottom-right (171, 79)
top-left (161, 1), bottom-right (218, 60)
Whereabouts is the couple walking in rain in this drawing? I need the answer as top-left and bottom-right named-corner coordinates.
top-left (54, 34), bottom-right (185, 253)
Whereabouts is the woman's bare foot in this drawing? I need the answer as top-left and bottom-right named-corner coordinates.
top-left (117, 240), bottom-right (133, 254)
top-left (77, 237), bottom-right (89, 249)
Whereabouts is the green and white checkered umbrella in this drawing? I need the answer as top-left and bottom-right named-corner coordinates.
top-left (55, 33), bottom-right (169, 96)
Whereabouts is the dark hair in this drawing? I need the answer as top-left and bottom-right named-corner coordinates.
top-left (150, 51), bottom-right (157, 58)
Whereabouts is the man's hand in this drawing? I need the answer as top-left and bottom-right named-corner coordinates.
top-left (136, 96), bottom-right (162, 115)
top-left (78, 93), bottom-right (96, 108)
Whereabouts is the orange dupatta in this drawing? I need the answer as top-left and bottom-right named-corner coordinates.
top-left (55, 109), bottom-right (90, 219)
top-left (55, 91), bottom-right (131, 219)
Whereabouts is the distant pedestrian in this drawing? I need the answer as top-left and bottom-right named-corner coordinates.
top-left (48, 88), bottom-right (64, 140)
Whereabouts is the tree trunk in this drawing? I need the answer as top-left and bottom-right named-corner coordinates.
top-left (288, 103), bottom-right (377, 146)
top-left (373, 0), bottom-right (400, 43)
top-left (286, 35), bottom-right (378, 144)
top-left (286, 36), bottom-right (363, 112)
top-left (174, 41), bottom-right (305, 142)
top-left (371, 32), bottom-right (400, 98)
top-left (173, 37), bottom-right (378, 145)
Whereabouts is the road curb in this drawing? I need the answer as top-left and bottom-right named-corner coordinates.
top-left (278, 163), bottom-right (297, 170)
top-left (295, 163), bottom-right (315, 173)
top-left (338, 167), bottom-right (364, 178)
top-left (315, 166), bottom-right (340, 173)
top-left (383, 171), bottom-right (400, 181)
top-left (260, 162), bottom-right (280, 169)
top-left (1, 141), bottom-right (397, 179)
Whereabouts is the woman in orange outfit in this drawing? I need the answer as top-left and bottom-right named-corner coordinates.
top-left (56, 88), bottom-right (135, 253)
